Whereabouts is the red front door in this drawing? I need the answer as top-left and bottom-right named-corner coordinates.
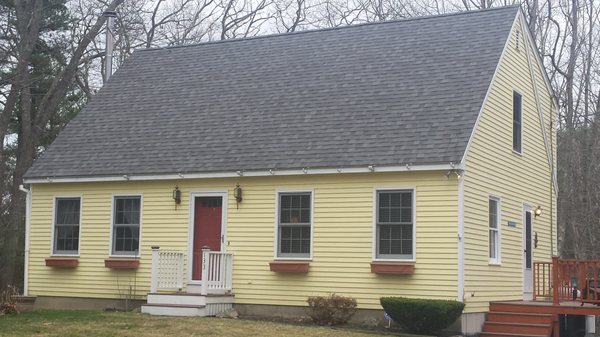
top-left (192, 196), bottom-right (223, 280)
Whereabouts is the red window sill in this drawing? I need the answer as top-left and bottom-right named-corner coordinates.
top-left (371, 262), bottom-right (415, 275)
top-left (269, 261), bottom-right (310, 273)
top-left (105, 259), bottom-right (140, 269)
top-left (45, 258), bottom-right (79, 268)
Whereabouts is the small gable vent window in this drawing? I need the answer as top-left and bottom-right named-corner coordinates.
top-left (513, 91), bottom-right (523, 153)
top-left (515, 29), bottom-right (521, 50)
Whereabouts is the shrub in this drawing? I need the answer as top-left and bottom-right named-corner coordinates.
top-left (0, 286), bottom-right (19, 315)
top-left (307, 293), bottom-right (357, 325)
top-left (380, 297), bottom-right (464, 334)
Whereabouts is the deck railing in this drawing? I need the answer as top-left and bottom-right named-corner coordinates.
top-left (533, 261), bottom-right (552, 299)
top-left (150, 247), bottom-right (184, 293)
top-left (534, 256), bottom-right (600, 305)
top-left (150, 246), bottom-right (233, 295)
top-left (200, 248), bottom-right (233, 295)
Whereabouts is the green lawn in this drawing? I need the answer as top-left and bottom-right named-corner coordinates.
top-left (0, 310), bottom-right (404, 337)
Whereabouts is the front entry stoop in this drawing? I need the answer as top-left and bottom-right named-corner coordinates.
top-left (141, 292), bottom-right (234, 317)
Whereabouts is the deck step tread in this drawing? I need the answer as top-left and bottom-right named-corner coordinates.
top-left (480, 332), bottom-right (548, 337)
top-left (488, 311), bottom-right (553, 317)
top-left (485, 322), bottom-right (549, 327)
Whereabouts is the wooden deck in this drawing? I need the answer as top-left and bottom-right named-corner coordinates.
top-left (493, 299), bottom-right (600, 316)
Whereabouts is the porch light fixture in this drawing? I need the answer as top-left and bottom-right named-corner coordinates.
top-left (234, 184), bottom-right (242, 209)
top-left (172, 185), bottom-right (181, 205)
top-left (534, 206), bottom-right (542, 217)
top-left (368, 165), bottom-right (375, 172)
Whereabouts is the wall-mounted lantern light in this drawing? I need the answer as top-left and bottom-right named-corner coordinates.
top-left (534, 205), bottom-right (542, 217)
top-left (234, 184), bottom-right (243, 209)
top-left (173, 185), bottom-right (181, 205)
top-left (444, 169), bottom-right (463, 180)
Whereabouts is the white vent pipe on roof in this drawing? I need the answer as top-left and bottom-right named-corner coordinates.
top-left (103, 11), bottom-right (117, 82)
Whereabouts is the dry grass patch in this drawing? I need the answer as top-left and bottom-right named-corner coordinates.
top-left (0, 310), bottom-right (393, 337)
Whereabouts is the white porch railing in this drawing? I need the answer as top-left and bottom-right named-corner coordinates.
top-left (150, 247), bottom-right (184, 293)
top-left (200, 247), bottom-right (234, 295)
top-left (150, 246), bottom-right (233, 295)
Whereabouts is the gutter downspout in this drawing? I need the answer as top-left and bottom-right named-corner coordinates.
top-left (19, 184), bottom-right (31, 296)
top-left (457, 172), bottom-right (465, 303)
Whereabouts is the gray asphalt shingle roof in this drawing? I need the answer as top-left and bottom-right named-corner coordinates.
top-left (25, 6), bottom-right (519, 179)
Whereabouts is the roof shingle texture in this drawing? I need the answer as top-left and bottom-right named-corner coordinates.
top-left (26, 6), bottom-right (518, 179)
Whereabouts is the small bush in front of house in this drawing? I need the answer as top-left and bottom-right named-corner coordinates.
top-left (307, 294), bottom-right (358, 325)
top-left (0, 286), bottom-right (19, 315)
top-left (380, 297), bottom-right (464, 334)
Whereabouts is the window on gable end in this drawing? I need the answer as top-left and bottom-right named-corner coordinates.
top-left (513, 91), bottom-right (522, 153)
top-left (489, 197), bottom-right (501, 264)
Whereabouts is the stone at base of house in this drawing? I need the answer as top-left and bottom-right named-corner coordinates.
top-left (460, 312), bottom-right (486, 336)
top-left (15, 296), bottom-right (36, 312)
top-left (585, 315), bottom-right (596, 336)
top-left (27, 296), bottom-right (469, 335)
top-left (233, 303), bottom-right (463, 335)
top-left (33, 295), bottom-right (144, 312)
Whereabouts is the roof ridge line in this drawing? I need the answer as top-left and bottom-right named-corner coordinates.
top-left (137, 5), bottom-right (520, 53)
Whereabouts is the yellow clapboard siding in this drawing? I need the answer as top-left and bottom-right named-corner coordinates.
top-left (462, 17), bottom-right (556, 313)
top-left (28, 171), bottom-right (458, 310)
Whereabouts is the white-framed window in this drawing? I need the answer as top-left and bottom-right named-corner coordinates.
top-left (513, 91), bottom-right (523, 153)
top-left (53, 197), bottom-right (81, 255)
top-left (375, 189), bottom-right (414, 260)
top-left (489, 197), bottom-right (501, 264)
top-left (277, 192), bottom-right (312, 258)
top-left (112, 196), bottom-right (141, 255)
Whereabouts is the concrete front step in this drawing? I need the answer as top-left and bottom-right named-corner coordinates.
top-left (142, 292), bottom-right (234, 317)
top-left (147, 293), bottom-right (234, 306)
top-left (141, 303), bottom-right (207, 316)
top-left (483, 322), bottom-right (551, 335)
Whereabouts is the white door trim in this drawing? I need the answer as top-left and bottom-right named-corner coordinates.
top-left (523, 204), bottom-right (533, 300)
top-left (187, 190), bottom-right (228, 285)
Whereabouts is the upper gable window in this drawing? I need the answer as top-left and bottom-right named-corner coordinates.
top-left (53, 197), bottom-right (81, 255)
top-left (513, 91), bottom-right (522, 153)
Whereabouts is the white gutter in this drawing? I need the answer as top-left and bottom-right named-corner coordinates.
top-left (19, 184), bottom-right (31, 296)
top-left (24, 163), bottom-right (460, 184)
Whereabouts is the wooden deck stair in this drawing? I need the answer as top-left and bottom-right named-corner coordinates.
top-left (480, 302), bottom-right (554, 337)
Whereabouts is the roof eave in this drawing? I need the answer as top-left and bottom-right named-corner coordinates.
top-left (24, 162), bottom-right (463, 184)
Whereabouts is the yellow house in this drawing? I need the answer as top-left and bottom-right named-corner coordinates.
top-left (22, 6), bottom-right (558, 335)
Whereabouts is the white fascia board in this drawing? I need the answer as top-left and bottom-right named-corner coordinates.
top-left (24, 163), bottom-right (460, 184)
